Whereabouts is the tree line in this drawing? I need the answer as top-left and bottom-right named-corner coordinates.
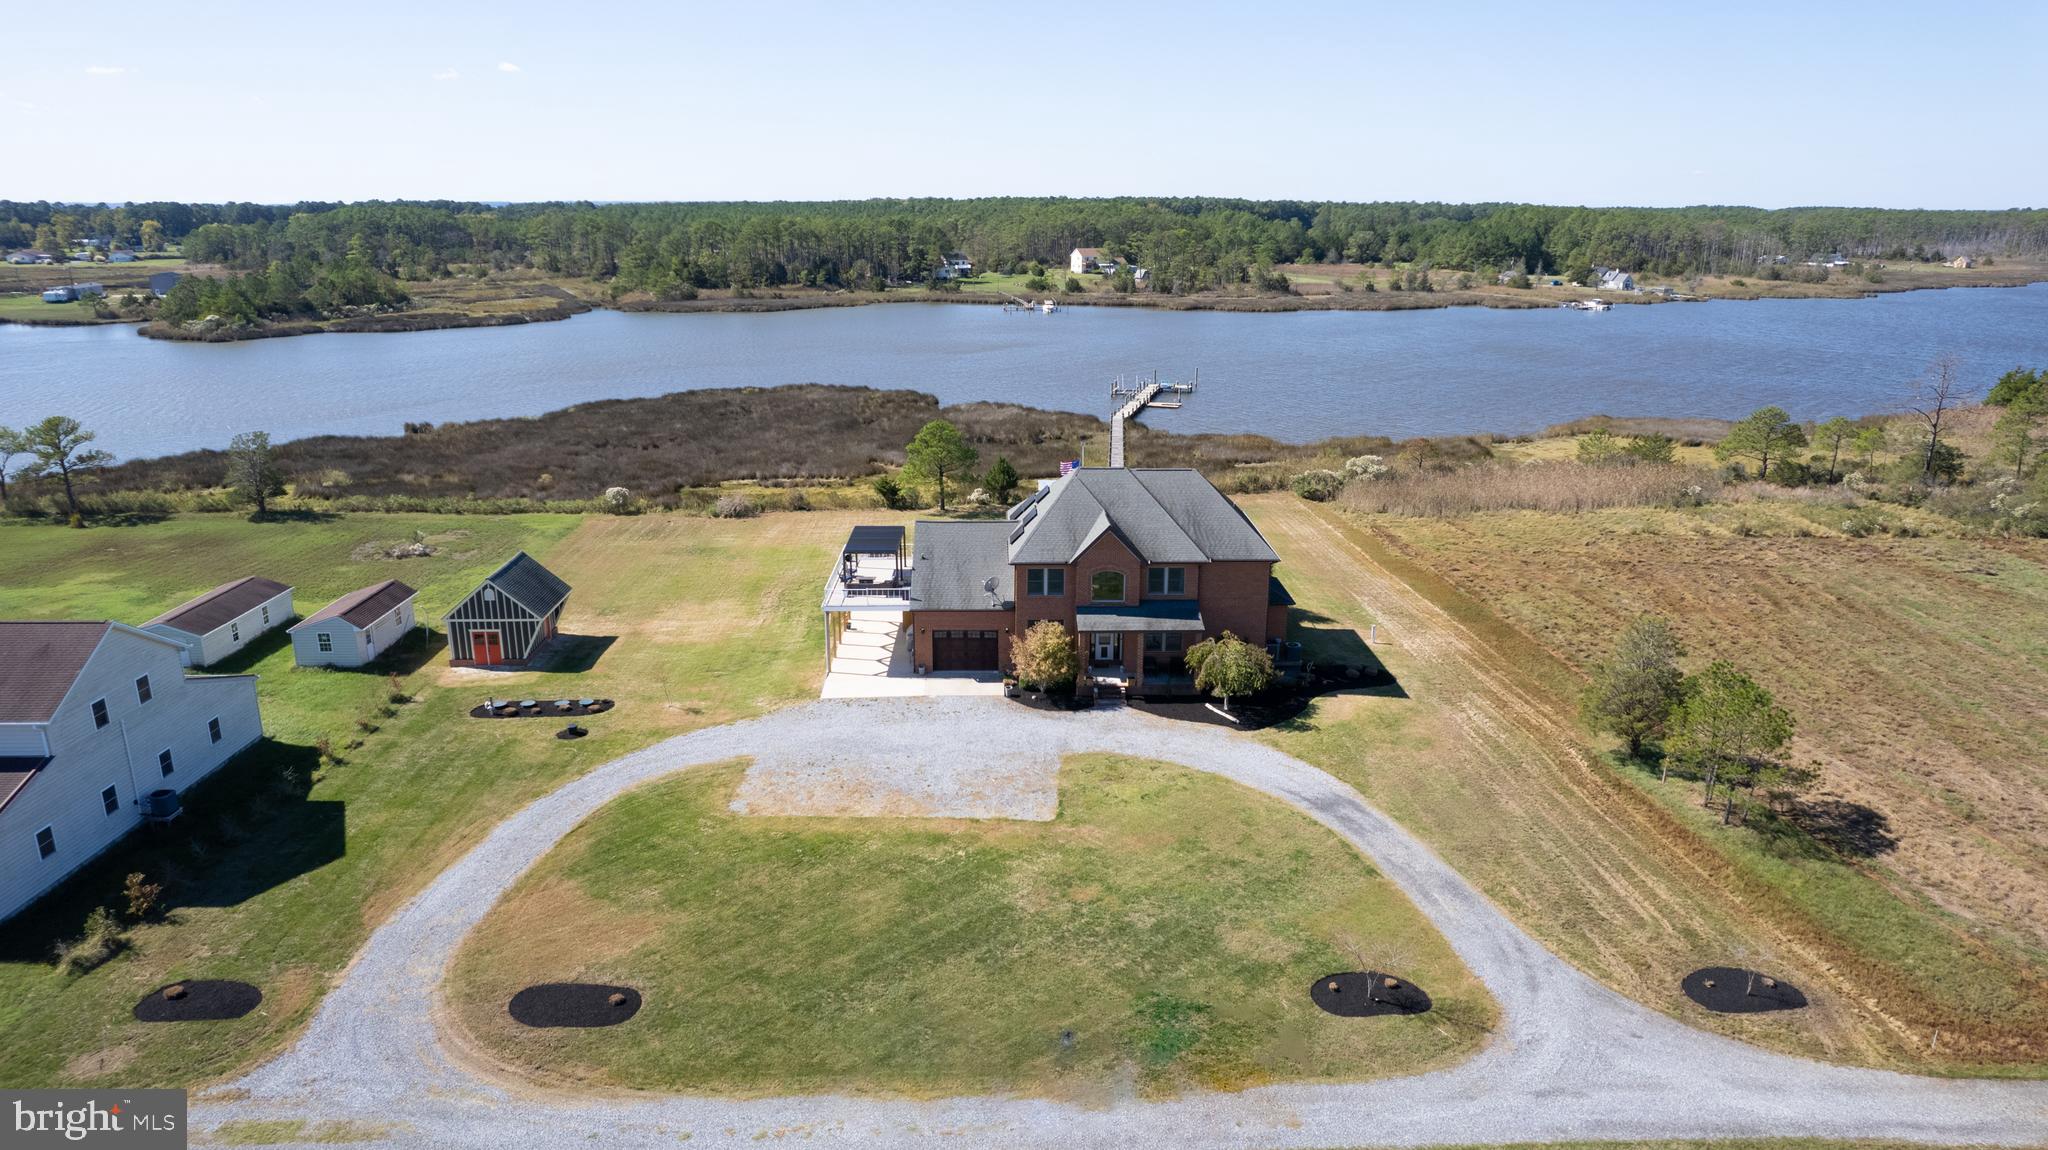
top-left (7, 198), bottom-right (2045, 295)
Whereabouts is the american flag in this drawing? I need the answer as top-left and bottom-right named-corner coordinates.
top-left (1058, 458), bottom-right (1082, 476)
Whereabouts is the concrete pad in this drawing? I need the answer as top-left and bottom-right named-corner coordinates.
top-left (821, 616), bottom-right (1004, 699)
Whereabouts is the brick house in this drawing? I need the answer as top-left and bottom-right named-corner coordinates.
top-left (824, 468), bottom-right (1290, 693)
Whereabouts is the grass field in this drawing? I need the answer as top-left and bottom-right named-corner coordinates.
top-left (0, 292), bottom-right (116, 324)
top-left (1241, 495), bottom-right (2048, 1072)
top-left (0, 509), bottom-right (858, 1087)
top-left (446, 755), bottom-right (1492, 1099)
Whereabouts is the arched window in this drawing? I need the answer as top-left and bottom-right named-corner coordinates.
top-left (1090, 570), bottom-right (1125, 602)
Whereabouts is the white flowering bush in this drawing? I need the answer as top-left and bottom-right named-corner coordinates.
top-left (601, 486), bottom-right (633, 513)
top-left (1344, 454), bottom-right (1389, 479)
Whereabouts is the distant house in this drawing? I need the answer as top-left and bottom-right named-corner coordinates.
top-left (1593, 266), bottom-right (1636, 292)
top-left (40, 283), bottom-right (103, 303)
top-left (289, 581), bottom-right (419, 668)
top-left (1069, 247), bottom-right (1114, 275)
top-left (142, 577), bottom-right (295, 668)
top-left (0, 621), bottom-right (261, 923)
top-left (108, 250), bottom-right (137, 263)
top-left (939, 252), bottom-right (973, 278)
top-left (1132, 267), bottom-right (1149, 284)
top-left (5, 251), bottom-right (51, 265)
top-left (148, 271), bottom-right (181, 297)
top-left (443, 553), bottom-right (572, 667)
top-left (1950, 255), bottom-right (1975, 269)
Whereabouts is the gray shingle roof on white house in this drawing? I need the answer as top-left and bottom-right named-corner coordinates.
top-left (1007, 469), bottom-right (1278, 565)
top-left (910, 521), bottom-right (1014, 612)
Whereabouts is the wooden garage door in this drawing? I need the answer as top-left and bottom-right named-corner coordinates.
top-left (931, 629), bottom-right (999, 671)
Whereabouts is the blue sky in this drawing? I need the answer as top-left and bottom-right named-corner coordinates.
top-left (3, 0), bottom-right (2039, 208)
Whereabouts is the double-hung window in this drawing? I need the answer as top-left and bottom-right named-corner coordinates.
top-left (316, 633), bottom-right (333, 653)
top-left (36, 827), bottom-right (56, 859)
top-left (208, 717), bottom-right (223, 744)
top-left (91, 698), bottom-right (110, 728)
top-left (158, 749), bottom-right (175, 777)
top-left (101, 785), bottom-right (120, 815)
top-left (1147, 567), bottom-right (1187, 595)
top-left (1025, 568), bottom-right (1065, 597)
top-left (134, 675), bottom-right (152, 704)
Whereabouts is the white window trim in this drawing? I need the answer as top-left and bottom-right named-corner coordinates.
top-left (135, 675), bottom-right (152, 703)
top-left (158, 748), bottom-right (175, 777)
top-left (208, 716), bottom-right (222, 743)
top-left (36, 825), bottom-right (56, 859)
top-left (101, 784), bottom-right (119, 815)
top-left (91, 697), bottom-right (109, 728)
top-left (316, 632), bottom-right (333, 653)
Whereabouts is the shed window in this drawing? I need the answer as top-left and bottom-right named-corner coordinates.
top-left (1090, 570), bottom-right (1125, 602)
top-left (1025, 568), bottom-right (1065, 597)
top-left (135, 675), bottom-right (152, 704)
top-left (261, 605), bottom-right (271, 625)
top-left (102, 784), bottom-right (120, 815)
top-left (482, 587), bottom-right (497, 602)
top-left (208, 717), bottom-right (222, 744)
top-left (317, 632), bottom-right (333, 653)
top-left (231, 622), bottom-right (241, 642)
top-left (158, 749), bottom-right (175, 777)
top-left (1147, 567), bottom-right (1187, 595)
top-left (91, 698), bottom-right (109, 728)
top-left (36, 826), bottom-right (56, 859)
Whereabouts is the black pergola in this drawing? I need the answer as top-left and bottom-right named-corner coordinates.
top-left (840, 525), bottom-right (908, 581)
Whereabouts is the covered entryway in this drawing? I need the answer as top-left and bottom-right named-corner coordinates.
top-left (931, 629), bottom-right (1000, 671)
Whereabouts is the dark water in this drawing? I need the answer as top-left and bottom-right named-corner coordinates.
top-left (4, 284), bottom-right (2045, 460)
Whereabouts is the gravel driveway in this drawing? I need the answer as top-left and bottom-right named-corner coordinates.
top-left (204, 699), bottom-right (2048, 1148)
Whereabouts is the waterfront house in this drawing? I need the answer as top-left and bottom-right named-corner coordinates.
top-left (142, 577), bottom-right (294, 668)
top-left (1950, 255), bottom-right (1974, 269)
top-left (444, 553), bottom-right (572, 667)
top-left (0, 621), bottom-right (261, 923)
top-left (289, 581), bottom-right (419, 668)
top-left (823, 468), bottom-right (1291, 694)
top-left (1069, 247), bottom-right (1113, 275)
top-left (1594, 267), bottom-right (1636, 291)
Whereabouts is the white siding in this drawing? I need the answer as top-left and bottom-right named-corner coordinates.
top-left (290, 596), bottom-right (414, 668)
top-left (145, 586), bottom-right (295, 668)
top-left (0, 726), bottom-right (49, 757)
top-left (0, 627), bottom-right (262, 923)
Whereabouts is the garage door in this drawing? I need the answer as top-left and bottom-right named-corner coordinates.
top-left (931, 629), bottom-right (999, 671)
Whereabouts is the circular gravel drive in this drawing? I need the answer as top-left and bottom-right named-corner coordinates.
top-left (206, 699), bottom-right (2048, 1148)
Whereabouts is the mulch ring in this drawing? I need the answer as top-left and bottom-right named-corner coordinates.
top-left (1310, 971), bottom-right (1433, 1017)
top-left (1126, 694), bottom-right (1307, 731)
top-left (556, 724), bottom-right (590, 740)
top-left (1007, 689), bottom-right (1093, 712)
top-left (1681, 967), bottom-right (1808, 1013)
top-left (133, 980), bottom-right (263, 1023)
top-left (470, 698), bottom-right (615, 720)
top-left (507, 983), bottom-right (641, 1028)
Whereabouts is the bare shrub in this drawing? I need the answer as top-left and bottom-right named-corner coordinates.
top-left (55, 907), bottom-right (126, 975)
top-left (122, 873), bottom-right (163, 921)
top-left (710, 494), bottom-right (760, 518)
top-left (1341, 461), bottom-right (1718, 517)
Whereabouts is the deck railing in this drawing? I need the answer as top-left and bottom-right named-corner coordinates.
top-left (822, 567), bottom-right (914, 608)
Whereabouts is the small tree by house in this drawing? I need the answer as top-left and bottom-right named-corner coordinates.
top-left (1580, 616), bottom-right (1687, 768)
top-left (1714, 406), bottom-right (1807, 479)
top-left (1184, 631), bottom-right (1276, 712)
top-left (903, 419), bottom-right (978, 512)
top-left (226, 430), bottom-right (287, 516)
top-left (1665, 661), bottom-right (1794, 824)
top-left (22, 415), bottom-right (115, 523)
top-left (122, 872), bottom-right (163, 921)
top-left (1013, 620), bottom-right (1078, 692)
top-left (983, 456), bottom-right (1021, 503)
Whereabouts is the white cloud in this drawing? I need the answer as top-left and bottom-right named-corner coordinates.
top-left (84, 65), bottom-right (128, 76)
top-left (497, 61), bottom-right (520, 73)
top-left (433, 68), bottom-right (461, 81)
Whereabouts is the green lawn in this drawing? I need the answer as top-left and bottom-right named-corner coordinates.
top-left (0, 292), bottom-right (110, 323)
top-left (447, 755), bottom-right (1493, 1099)
top-left (0, 509), bottom-right (846, 1087)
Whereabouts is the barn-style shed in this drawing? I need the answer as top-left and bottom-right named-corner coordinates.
top-left (444, 552), bottom-right (573, 667)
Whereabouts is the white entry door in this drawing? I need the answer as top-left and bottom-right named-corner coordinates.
top-left (1091, 632), bottom-right (1121, 663)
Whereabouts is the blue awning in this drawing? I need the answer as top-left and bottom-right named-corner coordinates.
top-left (1074, 600), bottom-right (1205, 632)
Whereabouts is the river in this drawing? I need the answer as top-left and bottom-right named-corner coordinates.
top-left (4, 285), bottom-right (2046, 460)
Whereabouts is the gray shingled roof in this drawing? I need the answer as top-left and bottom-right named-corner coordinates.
top-left (1074, 601), bottom-right (1206, 632)
top-left (1007, 469), bottom-right (1278, 565)
top-left (0, 621), bottom-right (112, 723)
top-left (910, 521), bottom-right (1014, 612)
top-left (485, 552), bottom-right (572, 616)
top-left (291, 581), bottom-right (417, 631)
top-left (144, 576), bottom-right (291, 636)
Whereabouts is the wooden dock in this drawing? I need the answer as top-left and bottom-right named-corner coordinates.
top-left (1109, 381), bottom-right (1164, 467)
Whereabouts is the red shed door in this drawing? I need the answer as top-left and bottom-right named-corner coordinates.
top-left (471, 630), bottom-right (504, 665)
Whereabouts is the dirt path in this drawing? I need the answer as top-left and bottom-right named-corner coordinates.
top-left (1246, 496), bottom-right (1929, 1063)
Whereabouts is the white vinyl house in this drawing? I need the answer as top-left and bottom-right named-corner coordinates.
top-left (142, 577), bottom-right (294, 668)
top-left (288, 581), bottom-right (419, 668)
top-left (0, 621), bottom-right (261, 923)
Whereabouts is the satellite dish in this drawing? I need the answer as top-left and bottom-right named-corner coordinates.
top-left (983, 576), bottom-right (998, 593)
